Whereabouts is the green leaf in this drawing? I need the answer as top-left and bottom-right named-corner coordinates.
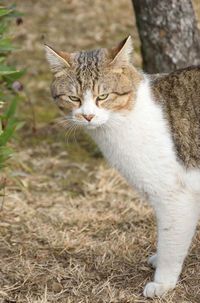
top-left (5, 96), bottom-right (18, 119)
top-left (0, 9), bottom-right (12, 17)
top-left (5, 5), bottom-right (24, 18)
top-left (0, 145), bottom-right (13, 163)
top-left (0, 64), bottom-right (17, 75)
top-left (0, 69), bottom-right (17, 75)
top-left (4, 120), bottom-right (17, 130)
top-left (0, 53), bottom-right (6, 60)
top-left (0, 64), bottom-right (14, 71)
top-left (0, 45), bottom-right (19, 51)
top-left (0, 154), bottom-right (11, 163)
top-left (6, 68), bottom-right (26, 80)
top-left (15, 121), bottom-right (25, 130)
top-left (0, 38), bottom-right (19, 51)
top-left (3, 68), bottom-right (26, 87)
top-left (0, 2), bottom-right (25, 179)
top-left (0, 125), bottom-right (16, 146)
top-left (0, 37), bottom-right (11, 45)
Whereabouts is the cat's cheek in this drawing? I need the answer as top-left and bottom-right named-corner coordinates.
top-left (94, 109), bottom-right (110, 126)
top-left (101, 93), bottom-right (135, 114)
top-left (55, 99), bottom-right (75, 115)
top-left (59, 107), bottom-right (71, 116)
top-left (72, 109), bottom-right (85, 124)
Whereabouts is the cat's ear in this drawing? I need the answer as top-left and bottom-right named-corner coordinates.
top-left (108, 35), bottom-right (133, 66)
top-left (45, 44), bottom-right (71, 72)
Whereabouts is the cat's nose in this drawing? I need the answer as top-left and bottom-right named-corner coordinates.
top-left (83, 114), bottom-right (94, 121)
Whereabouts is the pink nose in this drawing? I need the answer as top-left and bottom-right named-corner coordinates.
top-left (83, 114), bottom-right (94, 121)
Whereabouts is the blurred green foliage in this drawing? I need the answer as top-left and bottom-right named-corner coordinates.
top-left (0, 3), bottom-right (25, 194)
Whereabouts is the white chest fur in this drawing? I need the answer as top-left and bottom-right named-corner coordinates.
top-left (88, 79), bottom-right (181, 199)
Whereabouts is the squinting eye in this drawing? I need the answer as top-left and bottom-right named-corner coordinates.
top-left (69, 96), bottom-right (81, 102)
top-left (97, 94), bottom-right (109, 101)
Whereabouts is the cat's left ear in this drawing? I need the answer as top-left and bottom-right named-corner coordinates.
top-left (108, 35), bottom-right (133, 66)
top-left (45, 44), bottom-right (71, 72)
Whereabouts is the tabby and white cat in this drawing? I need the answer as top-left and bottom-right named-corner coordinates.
top-left (45, 36), bottom-right (200, 298)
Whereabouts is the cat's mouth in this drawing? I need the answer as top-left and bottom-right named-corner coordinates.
top-left (82, 122), bottom-right (105, 129)
top-left (74, 120), bottom-right (106, 130)
top-left (72, 116), bottom-right (107, 129)
top-left (85, 124), bottom-right (101, 129)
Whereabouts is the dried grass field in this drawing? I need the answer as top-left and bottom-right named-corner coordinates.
top-left (1, 0), bottom-right (200, 302)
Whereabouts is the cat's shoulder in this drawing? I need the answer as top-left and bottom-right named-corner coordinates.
top-left (148, 65), bottom-right (200, 109)
top-left (147, 65), bottom-right (200, 169)
top-left (149, 65), bottom-right (200, 90)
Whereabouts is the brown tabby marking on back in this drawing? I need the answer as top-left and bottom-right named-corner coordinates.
top-left (151, 66), bottom-right (200, 168)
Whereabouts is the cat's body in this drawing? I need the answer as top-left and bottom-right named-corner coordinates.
top-left (45, 36), bottom-right (200, 297)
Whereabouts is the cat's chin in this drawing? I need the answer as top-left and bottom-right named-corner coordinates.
top-left (74, 119), bottom-right (107, 130)
top-left (84, 123), bottom-right (104, 130)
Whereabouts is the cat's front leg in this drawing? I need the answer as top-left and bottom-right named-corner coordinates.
top-left (148, 253), bottom-right (157, 268)
top-left (143, 191), bottom-right (199, 298)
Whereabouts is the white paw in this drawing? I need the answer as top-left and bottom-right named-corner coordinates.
top-left (143, 281), bottom-right (174, 298)
top-left (148, 254), bottom-right (157, 268)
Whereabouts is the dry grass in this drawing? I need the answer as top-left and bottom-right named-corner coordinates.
top-left (1, 0), bottom-right (200, 302)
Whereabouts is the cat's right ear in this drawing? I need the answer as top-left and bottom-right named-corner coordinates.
top-left (45, 44), bottom-right (71, 72)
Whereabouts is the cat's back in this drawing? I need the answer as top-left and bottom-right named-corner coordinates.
top-left (150, 66), bottom-right (200, 169)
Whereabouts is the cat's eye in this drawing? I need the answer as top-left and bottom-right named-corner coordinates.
top-left (69, 96), bottom-right (81, 102)
top-left (97, 94), bottom-right (109, 101)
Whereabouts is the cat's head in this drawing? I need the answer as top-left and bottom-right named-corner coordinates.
top-left (45, 36), bottom-right (142, 129)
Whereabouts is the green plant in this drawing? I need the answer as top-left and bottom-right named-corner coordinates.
top-left (0, 3), bottom-right (25, 195)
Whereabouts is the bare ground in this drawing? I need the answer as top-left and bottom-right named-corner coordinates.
top-left (1, 0), bottom-right (200, 302)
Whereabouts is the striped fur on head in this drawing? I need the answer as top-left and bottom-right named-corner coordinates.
top-left (45, 37), bottom-right (142, 127)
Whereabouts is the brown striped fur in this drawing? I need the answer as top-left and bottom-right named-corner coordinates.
top-left (151, 66), bottom-right (200, 168)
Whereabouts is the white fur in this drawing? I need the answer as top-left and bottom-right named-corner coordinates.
top-left (79, 78), bottom-right (200, 297)
top-left (72, 89), bottom-right (110, 128)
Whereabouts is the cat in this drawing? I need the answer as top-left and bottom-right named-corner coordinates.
top-left (45, 36), bottom-right (200, 298)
